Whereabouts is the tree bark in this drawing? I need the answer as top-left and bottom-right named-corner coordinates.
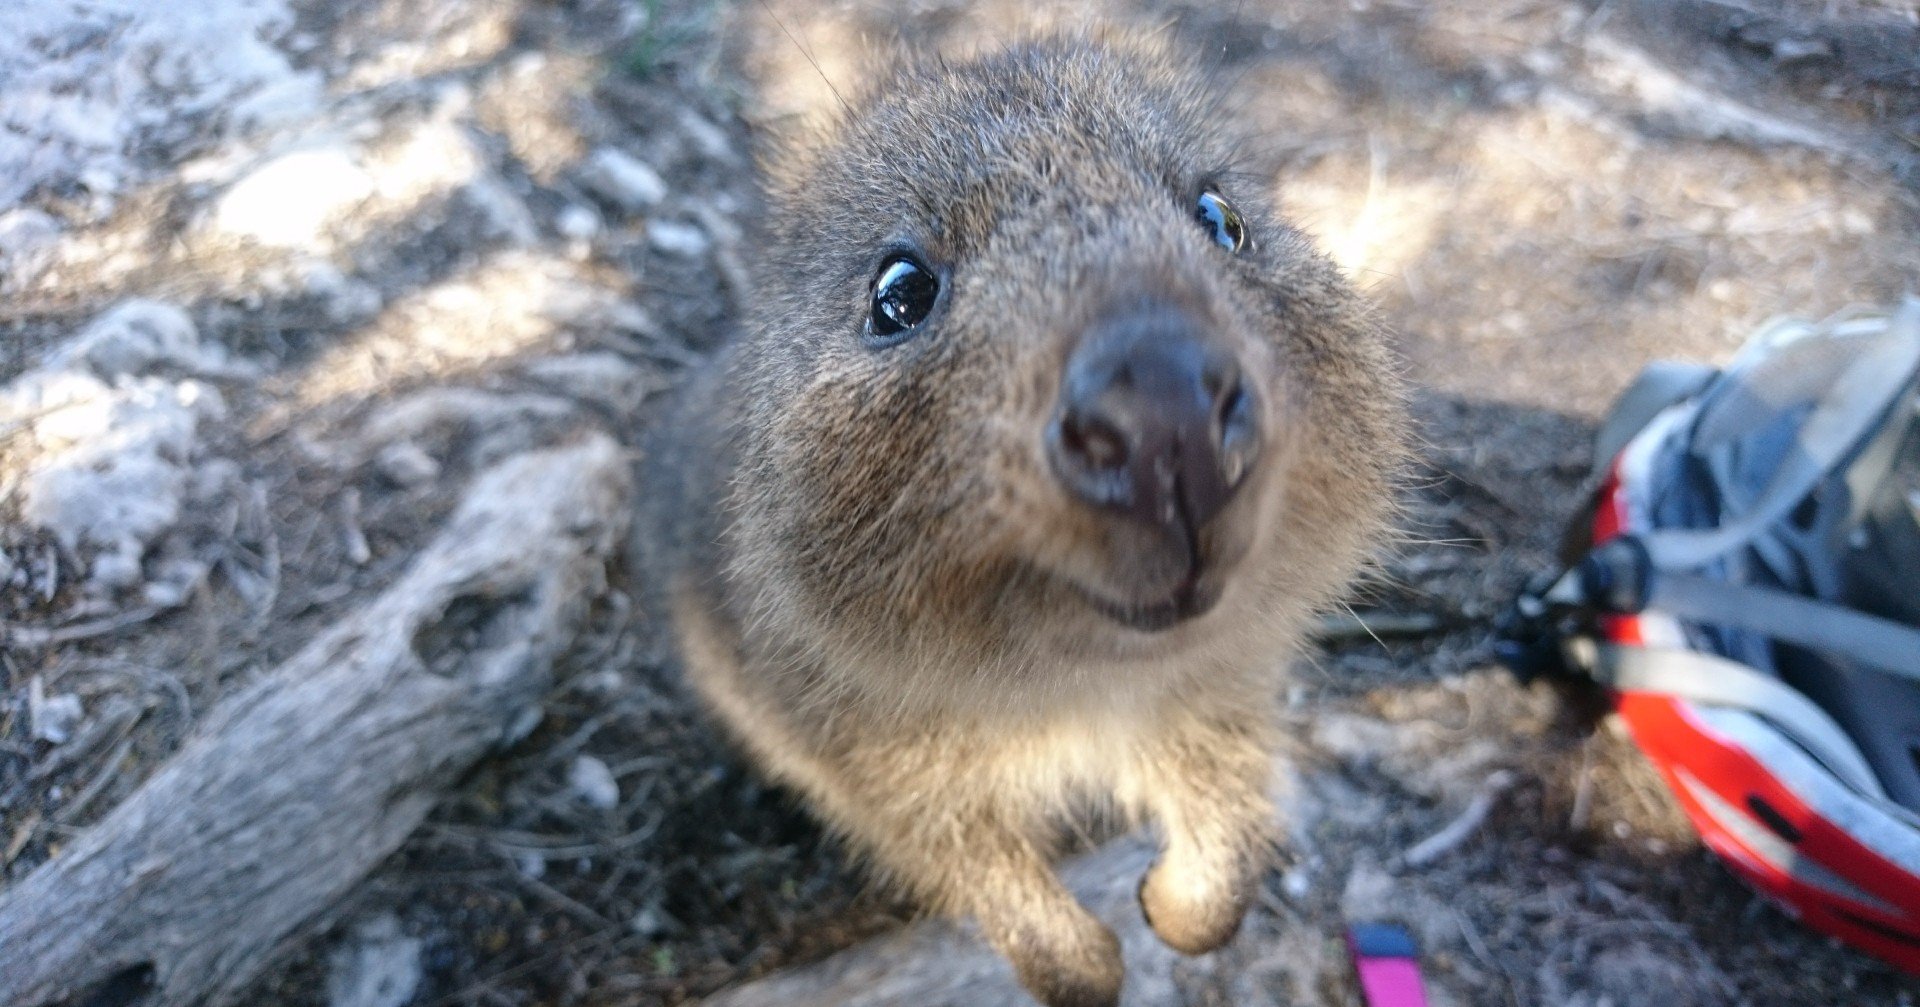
top-left (0, 435), bottom-right (632, 1007)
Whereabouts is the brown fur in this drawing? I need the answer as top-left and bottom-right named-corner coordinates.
top-left (637, 35), bottom-right (1408, 1007)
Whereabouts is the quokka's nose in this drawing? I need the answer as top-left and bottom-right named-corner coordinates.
top-left (1046, 305), bottom-right (1261, 539)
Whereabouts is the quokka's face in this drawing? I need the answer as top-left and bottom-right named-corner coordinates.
top-left (731, 40), bottom-right (1405, 666)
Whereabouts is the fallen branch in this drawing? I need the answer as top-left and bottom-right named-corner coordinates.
top-left (0, 435), bottom-right (631, 1007)
top-left (5, 605), bottom-right (167, 648)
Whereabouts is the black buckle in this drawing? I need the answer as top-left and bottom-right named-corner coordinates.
top-left (1494, 573), bottom-right (1574, 683)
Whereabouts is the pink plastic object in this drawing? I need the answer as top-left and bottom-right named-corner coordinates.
top-left (1346, 922), bottom-right (1431, 1007)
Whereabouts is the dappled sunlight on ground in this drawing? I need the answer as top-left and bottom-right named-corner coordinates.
top-left (476, 51), bottom-right (601, 181)
top-left (4, 0), bottom-right (1918, 1004)
top-left (326, 0), bottom-right (521, 92)
top-left (288, 250), bottom-right (615, 406)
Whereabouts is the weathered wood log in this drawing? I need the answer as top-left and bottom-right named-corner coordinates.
top-left (0, 434), bottom-right (632, 1007)
top-left (701, 834), bottom-right (1226, 1007)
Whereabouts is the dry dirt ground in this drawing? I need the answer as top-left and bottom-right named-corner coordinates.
top-left (3, 0), bottom-right (1920, 1005)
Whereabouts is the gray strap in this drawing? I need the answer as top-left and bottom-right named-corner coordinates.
top-left (1647, 572), bottom-right (1920, 684)
top-left (1591, 361), bottom-right (1717, 481)
top-left (1595, 644), bottom-right (1888, 801)
top-left (1642, 297), bottom-right (1920, 570)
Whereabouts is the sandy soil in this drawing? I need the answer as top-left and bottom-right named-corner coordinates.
top-left (3, 0), bottom-right (1918, 1005)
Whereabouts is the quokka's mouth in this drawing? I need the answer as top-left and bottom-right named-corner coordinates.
top-left (1072, 571), bottom-right (1222, 632)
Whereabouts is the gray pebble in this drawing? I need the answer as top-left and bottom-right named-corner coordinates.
top-left (579, 148), bottom-right (667, 214)
top-left (648, 219), bottom-right (710, 258)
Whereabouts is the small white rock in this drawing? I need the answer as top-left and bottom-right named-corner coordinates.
top-left (676, 109), bottom-right (737, 162)
top-left (28, 680), bottom-right (84, 745)
top-left (556, 203), bottom-right (601, 241)
top-left (142, 557), bottom-right (208, 608)
top-left (575, 669), bottom-right (628, 697)
top-left (54, 300), bottom-right (208, 378)
top-left (503, 705), bottom-right (545, 746)
top-left (0, 208), bottom-right (62, 276)
top-left (579, 148), bottom-right (667, 214)
top-left (88, 544), bottom-right (145, 592)
top-left (568, 755), bottom-right (620, 810)
top-left (374, 441), bottom-right (441, 487)
top-left (647, 219), bottom-right (709, 258)
top-left (143, 578), bottom-right (191, 609)
top-left (325, 914), bottom-right (423, 1007)
top-left (630, 905), bottom-right (670, 937)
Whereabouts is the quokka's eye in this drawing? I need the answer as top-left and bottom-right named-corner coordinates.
top-left (868, 256), bottom-right (940, 340)
top-left (1195, 190), bottom-right (1249, 253)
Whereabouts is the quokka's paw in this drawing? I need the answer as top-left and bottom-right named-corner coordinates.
top-left (1137, 855), bottom-right (1250, 956)
top-left (1003, 910), bottom-right (1124, 1007)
